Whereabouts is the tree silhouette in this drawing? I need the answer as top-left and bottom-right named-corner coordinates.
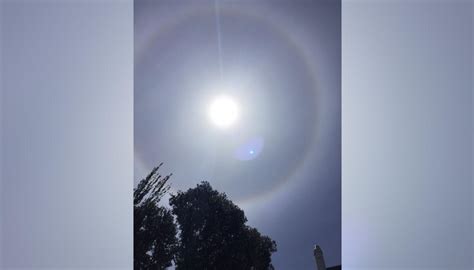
top-left (134, 163), bottom-right (177, 270)
top-left (170, 181), bottom-right (277, 270)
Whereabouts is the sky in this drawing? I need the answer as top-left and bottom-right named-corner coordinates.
top-left (1, 1), bottom-right (471, 269)
top-left (134, 0), bottom-right (341, 268)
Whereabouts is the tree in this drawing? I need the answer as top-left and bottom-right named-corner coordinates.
top-left (170, 181), bottom-right (277, 270)
top-left (134, 163), bottom-right (178, 270)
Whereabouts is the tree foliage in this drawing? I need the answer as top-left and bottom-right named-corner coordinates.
top-left (134, 163), bottom-right (178, 270)
top-left (134, 165), bottom-right (277, 270)
top-left (134, 163), bottom-right (171, 206)
top-left (170, 181), bottom-right (277, 270)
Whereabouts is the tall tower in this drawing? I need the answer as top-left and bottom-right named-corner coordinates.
top-left (313, 245), bottom-right (326, 270)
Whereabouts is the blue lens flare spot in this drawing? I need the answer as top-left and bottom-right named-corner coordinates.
top-left (234, 137), bottom-right (264, 161)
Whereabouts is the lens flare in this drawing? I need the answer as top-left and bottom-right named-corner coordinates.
top-left (234, 137), bottom-right (264, 161)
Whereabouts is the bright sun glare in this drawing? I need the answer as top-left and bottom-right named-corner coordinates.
top-left (208, 95), bottom-right (239, 128)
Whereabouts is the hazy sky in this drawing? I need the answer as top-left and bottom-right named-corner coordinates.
top-left (134, 0), bottom-right (341, 268)
top-left (1, 1), bottom-right (471, 269)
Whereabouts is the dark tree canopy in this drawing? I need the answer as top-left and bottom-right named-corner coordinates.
top-left (134, 165), bottom-right (277, 270)
top-left (134, 163), bottom-right (178, 270)
top-left (170, 181), bottom-right (277, 270)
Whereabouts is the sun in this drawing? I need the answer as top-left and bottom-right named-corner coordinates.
top-left (208, 95), bottom-right (239, 128)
